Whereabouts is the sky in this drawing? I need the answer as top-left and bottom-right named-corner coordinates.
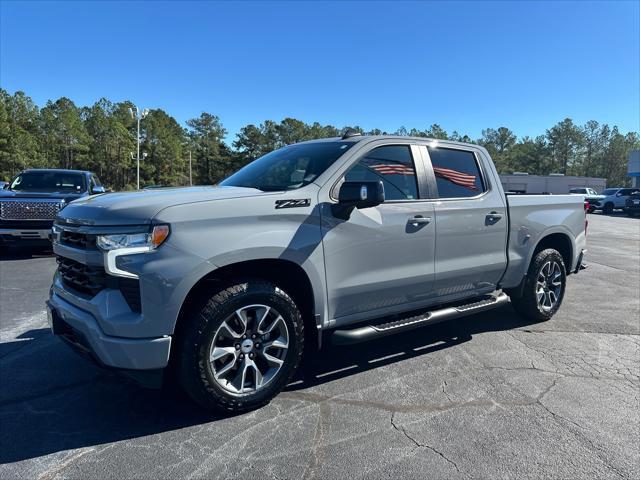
top-left (1, 0), bottom-right (638, 143)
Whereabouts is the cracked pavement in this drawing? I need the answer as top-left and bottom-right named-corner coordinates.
top-left (1, 213), bottom-right (638, 479)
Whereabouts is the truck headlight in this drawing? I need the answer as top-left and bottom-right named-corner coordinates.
top-left (97, 225), bottom-right (170, 252)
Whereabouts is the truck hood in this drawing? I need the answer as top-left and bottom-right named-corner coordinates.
top-left (0, 190), bottom-right (85, 201)
top-left (57, 186), bottom-right (265, 226)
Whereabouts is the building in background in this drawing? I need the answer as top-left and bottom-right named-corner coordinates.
top-left (628, 150), bottom-right (640, 188)
top-left (499, 174), bottom-right (606, 194)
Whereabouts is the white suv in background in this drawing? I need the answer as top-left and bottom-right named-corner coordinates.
top-left (594, 188), bottom-right (640, 213)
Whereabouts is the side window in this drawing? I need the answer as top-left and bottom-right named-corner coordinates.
top-left (427, 147), bottom-right (485, 198)
top-left (344, 145), bottom-right (418, 201)
top-left (92, 175), bottom-right (102, 187)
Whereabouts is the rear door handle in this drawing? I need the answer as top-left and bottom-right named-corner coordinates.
top-left (486, 212), bottom-right (503, 224)
top-left (408, 215), bottom-right (432, 226)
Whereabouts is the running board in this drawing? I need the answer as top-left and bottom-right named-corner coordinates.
top-left (331, 293), bottom-right (509, 345)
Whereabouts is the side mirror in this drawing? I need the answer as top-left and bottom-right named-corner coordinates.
top-left (91, 185), bottom-right (106, 194)
top-left (333, 181), bottom-right (385, 220)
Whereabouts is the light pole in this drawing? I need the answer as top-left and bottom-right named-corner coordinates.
top-left (189, 150), bottom-right (193, 186)
top-left (129, 106), bottom-right (149, 190)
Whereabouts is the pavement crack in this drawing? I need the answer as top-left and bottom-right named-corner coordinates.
top-left (37, 447), bottom-right (96, 480)
top-left (390, 412), bottom-right (461, 473)
top-left (302, 401), bottom-right (330, 480)
top-left (535, 379), bottom-right (629, 479)
top-left (441, 379), bottom-right (454, 403)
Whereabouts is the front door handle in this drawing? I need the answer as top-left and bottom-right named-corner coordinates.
top-left (408, 215), bottom-right (432, 226)
top-left (486, 211), bottom-right (503, 224)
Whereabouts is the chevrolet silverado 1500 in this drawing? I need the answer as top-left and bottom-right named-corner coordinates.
top-left (47, 134), bottom-right (587, 412)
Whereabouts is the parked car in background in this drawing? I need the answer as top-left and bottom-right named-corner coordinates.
top-left (624, 191), bottom-right (640, 217)
top-left (569, 187), bottom-right (604, 213)
top-left (0, 181), bottom-right (8, 189)
top-left (0, 169), bottom-right (105, 248)
top-left (48, 134), bottom-right (587, 412)
top-left (593, 187), bottom-right (640, 214)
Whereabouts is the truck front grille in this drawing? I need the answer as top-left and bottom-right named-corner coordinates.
top-left (56, 255), bottom-right (142, 312)
top-left (57, 256), bottom-right (107, 296)
top-left (60, 230), bottom-right (96, 249)
top-left (0, 201), bottom-right (60, 221)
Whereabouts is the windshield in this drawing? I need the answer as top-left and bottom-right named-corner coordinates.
top-left (570, 188), bottom-right (586, 194)
top-left (602, 188), bottom-right (619, 195)
top-left (220, 141), bottom-right (355, 191)
top-left (10, 171), bottom-right (86, 193)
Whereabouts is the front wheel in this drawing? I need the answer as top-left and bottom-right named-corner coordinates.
top-left (603, 202), bottom-right (614, 214)
top-left (176, 280), bottom-right (304, 412)
top-left (510, 248), bottom-right (567, 322)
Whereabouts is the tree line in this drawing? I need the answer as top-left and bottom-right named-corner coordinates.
top-left (1, 89), bottom-right (638, 190)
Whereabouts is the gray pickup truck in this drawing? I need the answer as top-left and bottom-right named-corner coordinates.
top-left (47, 134), bottom-right (587, 412)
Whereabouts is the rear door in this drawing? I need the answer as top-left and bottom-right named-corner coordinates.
top-left (321, 143), bottom-right (437, 324)
top-left (423, 145), bottom-right (508, 300)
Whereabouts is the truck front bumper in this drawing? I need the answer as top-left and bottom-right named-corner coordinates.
top-left (0, 228), bottom-right (51, 246)
top-left (47, 292), bottom-right (171, 370)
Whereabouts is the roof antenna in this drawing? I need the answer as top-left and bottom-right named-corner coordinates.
top-left (342, 129), bottom-right (362, 140)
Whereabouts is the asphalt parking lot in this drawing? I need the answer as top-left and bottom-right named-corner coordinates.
top-left (0, 213), bottom-right (638, 479)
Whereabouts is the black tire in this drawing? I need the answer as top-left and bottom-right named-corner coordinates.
top-left (510, 248), bottom-right (567, 322)
top-left (603, 202), bottom-right (614, 214)
top-left (176, 279), bottom-right (304, 412)
top-left (587, 207), bottom-right (595, 214)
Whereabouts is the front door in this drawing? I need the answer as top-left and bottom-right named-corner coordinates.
top-left (321, 144), bottom-right (436, 325)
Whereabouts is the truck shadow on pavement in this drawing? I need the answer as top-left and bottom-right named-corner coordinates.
top-left (0, 305), bottom-right (539, 464)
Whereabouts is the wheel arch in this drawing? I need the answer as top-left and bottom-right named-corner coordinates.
top-left (532, 232), bottom-right (573, 272)
top-left (505, 230), bottom-right (574, 299)
top-left (173, 258), bottom-right (320, 351)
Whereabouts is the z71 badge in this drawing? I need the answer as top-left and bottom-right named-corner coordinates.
top-left (275, 199), bottom-right (311, 209)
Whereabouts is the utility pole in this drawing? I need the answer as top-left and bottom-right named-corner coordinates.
top-left (189, 150), bottom-right (193, 186)
top-left (129, 106), bottom-right (149, 190)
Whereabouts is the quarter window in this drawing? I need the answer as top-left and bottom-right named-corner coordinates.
top-left (344, 145), bottom-right (418, 201)
top-left (427, 147), bottom-right (485, 198)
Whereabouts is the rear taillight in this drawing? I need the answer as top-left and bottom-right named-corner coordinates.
top-left (584, 200), bottom-right (589, 236)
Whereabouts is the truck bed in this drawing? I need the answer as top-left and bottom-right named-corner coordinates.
top-left (501, 194), bottom-right (586, 288)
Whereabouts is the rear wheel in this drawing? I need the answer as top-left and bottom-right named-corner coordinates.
top-left (176, 279), bottom-right (304, 412)
top-left (510, 249), bottom-right (567, 322)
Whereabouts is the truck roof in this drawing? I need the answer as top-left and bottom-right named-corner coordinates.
top-left (299, 135), bottom-right (480, 150)
top-left (21, 168), bottom-right (91, 175)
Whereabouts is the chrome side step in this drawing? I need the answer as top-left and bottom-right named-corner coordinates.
top-left (331, 292), bottom-right (509, 345)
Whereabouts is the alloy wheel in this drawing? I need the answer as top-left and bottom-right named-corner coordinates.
top-left (209, 304), bottom-right (289, 394)
top-left (536, 261), bottom-right (562, 312)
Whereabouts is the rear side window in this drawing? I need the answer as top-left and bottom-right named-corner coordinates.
top-left (427, 147), bottom-right (485, 198)
top-left (344, 145), bottom-right (418, 201)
